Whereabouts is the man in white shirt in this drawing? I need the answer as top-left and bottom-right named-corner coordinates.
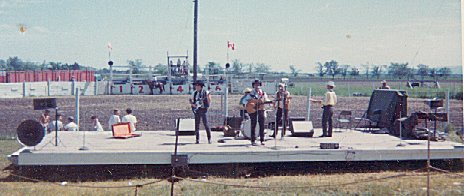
top-left (48, 113), bottom-right (64, 132)
top-left (64, 116), bottom-right (78, 131)
top-left (108, 109), bottom-right (121, 131)
top-left (91, 115), bottom-right (104, 131)
top-left (122, 108), bottom-right (137, 132)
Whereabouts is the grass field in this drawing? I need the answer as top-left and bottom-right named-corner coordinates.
top-left (289, 81), bottom-right (463, 99)
top-left (1, 139), bottom-right (463, 195)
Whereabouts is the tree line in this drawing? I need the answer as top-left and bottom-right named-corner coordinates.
top-left (0, 56), bottom-right (89, 71)
top-left (314, 60), bottom-right (453, 80)
top-left (1, 57), bottom-right (455, 80)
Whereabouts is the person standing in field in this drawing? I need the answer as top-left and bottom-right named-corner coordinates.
top-left (311, 81), bottom-right (337, 137)
top-left (379, 80), bottom-right (391, 89)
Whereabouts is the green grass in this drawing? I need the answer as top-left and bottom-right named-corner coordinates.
top-left (0, 139), bottom-right (21, 172)
top-left (289, 81), bottom-right (463, 99)
top-left (0, 172), bottom-right (463, 195)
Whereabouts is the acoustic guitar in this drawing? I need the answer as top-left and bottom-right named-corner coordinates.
top-left (245, 99), bottom-right (273, 113)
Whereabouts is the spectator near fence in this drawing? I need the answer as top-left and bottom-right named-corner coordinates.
top-left (122, 108), bottom-right (137, 132)
top-left (91, 115), bottom-right (104, 131)
top-left (108, 109), bottom-right (121, 131)
top-left (64, 116), bottom-right (78, 131)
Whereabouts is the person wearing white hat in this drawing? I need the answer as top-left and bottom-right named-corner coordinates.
top-left (379, 80), bottom-right (390, 89)
top-left (311, 81), bottom-right (337, 137)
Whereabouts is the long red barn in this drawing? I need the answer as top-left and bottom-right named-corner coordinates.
top-left (0, 70), bottom-right (94, 83)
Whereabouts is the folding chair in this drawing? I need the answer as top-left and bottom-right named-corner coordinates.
top-left (336, 110), bottom-right (352, 131)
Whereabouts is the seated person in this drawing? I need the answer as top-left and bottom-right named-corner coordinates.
top-left (91, 115), bottom-right (104, 131)
top-left (122, 108), bottom-right (137, 132)
top-left (64, 116), bottom-right (78, 131)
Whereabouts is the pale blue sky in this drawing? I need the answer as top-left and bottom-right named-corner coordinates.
top-left (0, 0), bottom-right (461, 73)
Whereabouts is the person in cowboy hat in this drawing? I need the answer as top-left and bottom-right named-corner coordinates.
top-left (379, 80), bottom-right (391, 89)
top-left (243, 79), bottom-right (269, 145)
top-left (189, 80), bottom-right (212, 144)
top-left (311, 81), bottom-right (337, 137)
top-left (239, 88), bottom-right (252, 120)
top-left (271, 83), bottom-right (291, 138)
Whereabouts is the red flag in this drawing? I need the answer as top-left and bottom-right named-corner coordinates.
top-left (227, 41), bottom-right (235, 50)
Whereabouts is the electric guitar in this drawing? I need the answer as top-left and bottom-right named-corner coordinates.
top-left (191, 97), bottom-right (207, 114)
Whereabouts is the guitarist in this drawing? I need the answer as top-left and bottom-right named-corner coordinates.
top-left (243, 80), bottom-right (269, 146)
top-left (189, 81), bottom-right (212, 144)
top-left (271, 83), bottom-right (290, 138)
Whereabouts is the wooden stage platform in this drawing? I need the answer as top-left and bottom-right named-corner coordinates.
top-left (8, 129), bottom-right (464, 166)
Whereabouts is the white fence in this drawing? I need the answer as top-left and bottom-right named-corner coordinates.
top-left (0, 81), bottom-right (107, 98)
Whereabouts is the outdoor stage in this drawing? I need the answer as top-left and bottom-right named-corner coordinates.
top-left (8, 129), bottom-right (464, 166)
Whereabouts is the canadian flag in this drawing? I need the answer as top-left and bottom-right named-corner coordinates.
top-left (227, 41), bottom-right (235, 50)
top-left (107, 42), bottom-right (113, 51)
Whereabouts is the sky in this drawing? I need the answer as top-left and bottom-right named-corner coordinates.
top-left (0, 0), bottom-right (461, 73)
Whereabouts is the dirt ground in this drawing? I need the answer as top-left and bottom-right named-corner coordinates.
top-left (0, 94), bottom-right (462, 137)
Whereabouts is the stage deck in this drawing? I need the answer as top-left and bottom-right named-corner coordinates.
top-left (8, 129), bottom-right (464, 166)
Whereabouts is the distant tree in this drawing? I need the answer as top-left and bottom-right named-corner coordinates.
top-left (72, 62), bottom-right (80, 70)
top-left (371, 65), bottom-right (380, 79)
top-left (429, 68), bottom-right (437, 80)
top-left (371, 64), bottom-right (386, 79)
top-left (438, 67), bottom-right (451, 79)
top-left (205, 61), bottom-right (222, 74)
top-left (40, 61), bottom-right (48, 70)
top-left (7, 56), bottom-right (23, 71)
top-left (416, 64), bottom-right (429, 80)
top-left (247, 63), bottom-right (254, 73)
top-left (350, 67), bottom-right (360, 78)
top-left (362, 63), bottom-right (370, 79)
top-left (153, 63), bottom-right (167, 75)
top-left (289, 65), bottom-right (300, 77)
top-left (340, 64), bottom-right (350, 80)
top-left (324, 60), bottom-right (339, 79)
top-left (0, 59), bottom-right (6, 70)
top-left (49, 62), bottom-right (62, 70)
top-left (316, 62), bottom-right (326, 78)
top-left (128, 59), bottom-right (143, 74)
top-left (407, 67), bottom-right (415, 80)
top-left (231, 59), bottom-right (244, 74)
top-left (254, 63), bottom-right (271, 73)
top-left (388, 62), bottom-right (409, 79)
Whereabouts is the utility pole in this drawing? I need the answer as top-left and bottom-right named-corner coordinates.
top-left (193, 0), bottom-right (198, 82)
